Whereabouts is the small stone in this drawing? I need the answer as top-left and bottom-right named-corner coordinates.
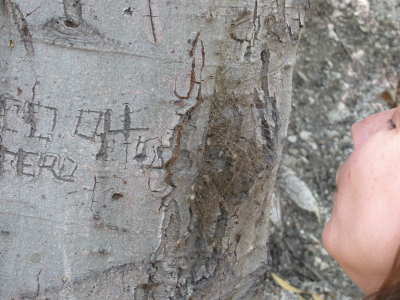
top-left (330, 71), bottom-right (342, 80)
top-left (327, 23), bottom-right (340, 41)
top-left (322, 248), bottom-right (331, 257)
top-left (269, 193), bottom-right (282, 227)
top-left (351, 49), bottom-right (365, 61)
top-left (288, 148), bottom-right (299, 156)
top-left (327, 102), bottom-right (351, 123)
top-left (300, 131), bottom-right (312, 141)
top-left (319, 261), bottom-right (330, 271)
top-left (314, 256), bottom-right (322, 267)
top-left (326, 130), bottom-right (339, 139)
top-left (279, 166), bottom-right (320, 222)
top-left (205, 10), bottom-right (213, 21)
top-left (310, 142), bottom-right (318, 150)
top-left (287, 135), bottom-right (297, 143)
top-left (296, 70), bottom-right (309, 82)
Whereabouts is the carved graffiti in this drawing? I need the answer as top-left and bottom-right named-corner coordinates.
top-left (0, 94), bottom-right (58, 142)
top-left (74, 105), bottom-right (150, 142)
top-left (2, 146), bottom-right (78, 182)
top-left (141, 0), bottom-right (163, 44)
top-left (73, 104), bottom-right (164, 166)
top-left (0, 94), bottom-right (76, 182)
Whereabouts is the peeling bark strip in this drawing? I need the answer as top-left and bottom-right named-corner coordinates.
top-left (63, 0), bottom-right (83, 27)
top-left (141, 199), bottom-right (181, 298)
top-left (141, 0), bottom-right (163, 44)
top-left (259, 49), bottom-right (279, 164)
top-left (10, 2), bottom-right (34, 55)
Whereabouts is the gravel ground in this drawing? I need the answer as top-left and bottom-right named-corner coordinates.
top-left (264, 0), bottom-right (400, 299)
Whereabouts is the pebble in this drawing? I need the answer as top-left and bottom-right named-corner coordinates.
top-left (269, 192), bottom-right (282, 227)
top-left (327, 23), bottom-right (340, 41)
top-left (287, 135), bottom-right (298, 143)
top-left (314, 256), bottom-right (322, 267)
top-left (319, 261), bottom-right (330, 271)
top-left (279, 166), bottom-right (321, 222)
top-left (326, 129), bottom-right (339, 139)
top-left (300, 131), bottom-right (312, 141)
top-left (310, 142), bottom-right (318, 150)
top-left (327, 102), bottom-right (351, 123)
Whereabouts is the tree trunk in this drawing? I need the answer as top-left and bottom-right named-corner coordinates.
top-left (0, 0), bottom-right (309, 298)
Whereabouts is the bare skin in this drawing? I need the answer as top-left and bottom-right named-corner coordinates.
top-left (322, 106), bottom-right (400, 294)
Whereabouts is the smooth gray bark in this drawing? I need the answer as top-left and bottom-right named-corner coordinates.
top-left (0, 0), bottom-right (309, 298)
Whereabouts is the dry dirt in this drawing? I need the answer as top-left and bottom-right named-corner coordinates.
top-left (264, 0), bottom-right (400, 299)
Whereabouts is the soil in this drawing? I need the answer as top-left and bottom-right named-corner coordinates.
top-left (264, 0), bottom-right (400, 299)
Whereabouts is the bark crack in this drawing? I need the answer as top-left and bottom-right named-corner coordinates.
top-left (0, 130), bottom-right (5, 176)
top-left (10, 2), bottom-right (34, 56)
top-left (90, 176), bottom-right (100, 218)
top-left (147, 0), bottom-right (157, 44)
top-left (166, 34), bottom-right (205, 183)
top-left (26, 4), bottom-right (41, 18)
top-left (35, 268), bottom-right (42, 298)
top-left (174, 32), bottom-right (203, 100)
top-left (20, 268), bottom-right (42, 299)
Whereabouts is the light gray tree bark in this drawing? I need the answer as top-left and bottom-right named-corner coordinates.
top-left (0, 0), bottom-right (309, 298)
